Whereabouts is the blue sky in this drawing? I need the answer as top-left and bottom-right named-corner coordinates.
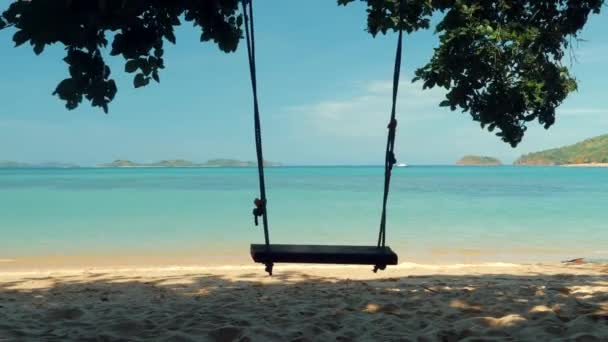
top-left (0, 1), bottom-right (607, 165)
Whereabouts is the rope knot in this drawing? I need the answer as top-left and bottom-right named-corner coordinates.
top-left (387, 119), bottom-right (398, 130)
top-left (388, 151), bottom-right (397, 167)
top-left (252, 198), bottom-right (266, 226)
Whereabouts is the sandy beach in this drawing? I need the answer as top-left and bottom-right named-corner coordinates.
top-left (563, 163), bottom-right (608, 168)
top-left (1, 262), bottom-right (606, 341)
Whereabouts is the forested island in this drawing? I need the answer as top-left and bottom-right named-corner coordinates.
top-left (0, 161), bottom-right (79, 168)
top-left (456, 155), bottom-right (502, 166)
top-left (99, 159), bottom-right (282, 168)
top-left (0, 159), bottom-right (281, 168)
top-left (514, 134), bottom-right (608, 166)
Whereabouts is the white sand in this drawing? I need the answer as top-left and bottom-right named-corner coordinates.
top-left (563, 163), bottom-right (608, 168)
top-left (0, 262), bottom-right (607, 341)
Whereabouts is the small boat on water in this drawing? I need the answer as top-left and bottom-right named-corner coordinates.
top-left (396, 163), bottom-right (408, 167)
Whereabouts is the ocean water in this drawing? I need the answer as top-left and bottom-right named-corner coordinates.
top-left (1, 166), bottom-right (607, 268)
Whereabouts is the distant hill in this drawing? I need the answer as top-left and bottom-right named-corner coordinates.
top-left (0, 161), bottom-right (79, 168)
top-left (100, 160), bottom-right (139, 167)
top-left (0, 161), bottom-right (31, 168)
top-left (147, 159), bottom-right (198, 167)
top-left (36, 162), bottom-right (80, 168)
top-left (456, 155), bottom-right (502, 166)
top-left (514, 134), bottom-right (608, 165)
top-left (99, 159), bottom-right (281, 168)
top-left (204, 159), bottom-right (255, 167)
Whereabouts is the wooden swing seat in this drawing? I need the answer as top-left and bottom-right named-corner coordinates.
top-left (251, 244), bottom-right (398, 265)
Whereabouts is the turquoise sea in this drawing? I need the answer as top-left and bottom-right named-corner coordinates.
top-left (1, 166), bottom-right (607, 268)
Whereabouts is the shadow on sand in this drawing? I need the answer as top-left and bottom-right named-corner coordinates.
top-left (0, 269), bottom-right (607, 341)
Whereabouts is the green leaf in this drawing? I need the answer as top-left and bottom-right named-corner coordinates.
top-left (439, 100), bottom-right (450, 107)
top-left (152, 70), bottom-right (160, 83)
top-left (423, 79), bottom-right (436, 89)
top-left (125, 60), bottom-right (139, 73)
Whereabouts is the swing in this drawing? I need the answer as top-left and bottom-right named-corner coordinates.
top-left (242, 0), bottom-right (401, 275)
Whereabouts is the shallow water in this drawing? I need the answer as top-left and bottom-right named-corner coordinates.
top-left (1, 166), bottom-right (607, 267)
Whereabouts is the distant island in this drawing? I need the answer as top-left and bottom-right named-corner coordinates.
top-left (0, 159), bottom-right (282, 168)
top-left (0, 161), bottom-right (79, 168)
top-left (456, 155), bottom-right (502, 166)
top-left (99, 159), bottom-right (282, 168)
top-left (514, 134), bottom-right (608, 166)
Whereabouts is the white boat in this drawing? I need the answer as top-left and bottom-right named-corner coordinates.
top-left (396, 163), bottom-right (408, 167)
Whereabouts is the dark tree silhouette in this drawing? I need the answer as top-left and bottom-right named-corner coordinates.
top-left (0, 0), bottom-right (604, 146)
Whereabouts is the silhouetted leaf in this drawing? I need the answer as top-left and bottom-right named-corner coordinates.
top-left (134, 73), bottom-right (146, 88)
top-left (53, 78), bottom-right (76, 96)
top-left (165, 30), bottom-right (176, 44)
top-left (13, 30), bottom-right (28, 46)
top-left (107, 80), bottom-right (117, 99)
top-left (1, 0), bottom-right (602, 144)
top-left (125, 60), bottom-right (139, 73)
top-left (140, 59), bottom-right (152, 75)
top-left (33, 43), bottom-right (44, 55)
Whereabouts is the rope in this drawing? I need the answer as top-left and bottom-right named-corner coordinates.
top-left (241, 0), bottom-right (402, 275)
top-left (376, 12), bottom-right (404, 265)
top-left (241, 0), bottom-right (273, 275)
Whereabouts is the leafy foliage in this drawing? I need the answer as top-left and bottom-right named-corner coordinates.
top-left (416, 1), bottom-right (602, 147)
top-left (515, 134), bottom-right (608, 165)
top-left (339, 0), bottom-right (603, 146)
top-left (1, 0), bottom-right (604, 146)
top-left (1, 0), bottom-right (242, 113)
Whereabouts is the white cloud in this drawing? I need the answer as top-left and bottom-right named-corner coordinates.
top-left (273, 78), bottom-right (607, 164)
top-left (285, 79), bottom-right (449, 138)
top-left (281, 78), bottom-right (607, 142)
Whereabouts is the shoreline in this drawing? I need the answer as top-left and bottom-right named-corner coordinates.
top-left (3, 244), bottom-right (607, 272)
top-left (562, 163), bottom-right (608, 167)
top-left (2, 258), bottom-right (607, 274)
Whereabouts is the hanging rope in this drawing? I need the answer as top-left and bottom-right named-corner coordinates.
top-left (241, 0), bottom-right (273, 275)
top-left (375, 9), bottom-right (403, 272)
